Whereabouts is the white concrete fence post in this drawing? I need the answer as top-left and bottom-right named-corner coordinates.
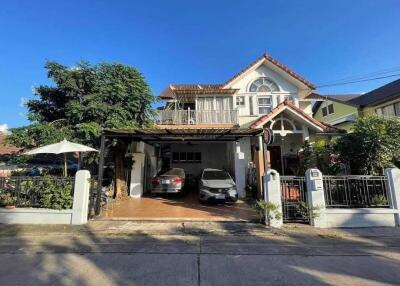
top-left (72, 170), bottom-right (91, 225)
top-left (263, 169), bottom-right (283, 228)
top-left (384, 168), bottom-right (400, 226)
top-left (234, 141), bottom-right (246, 198)
top-left (305, 168), bottom-right (326, 228)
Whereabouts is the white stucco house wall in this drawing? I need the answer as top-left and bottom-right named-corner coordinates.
top-left (123, 53), bottom-right (337, 198)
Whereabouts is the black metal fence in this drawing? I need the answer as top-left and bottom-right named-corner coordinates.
top-left (0, 176), bottom-right (75, 209)
top-left (323, 176), bottom-right (390, 208)
top-left (280, 176), bottom-right (309, 223)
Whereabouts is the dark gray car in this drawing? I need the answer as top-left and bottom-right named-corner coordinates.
top-left (151, 168), bottom-right (185, 194)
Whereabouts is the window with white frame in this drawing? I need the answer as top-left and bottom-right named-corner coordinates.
top-left (283, 95), bottom-right (294, 103)
top-left (249, 77), bottom-right (279, 93)
top-left (322, 103), bottom-right (334, 117)
top-left (257, 96), bottom-right (272, 114)
top-left (236, 96), bottom-right (245, 107)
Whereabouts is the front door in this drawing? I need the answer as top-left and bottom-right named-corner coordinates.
top-left (268, 146), bottom-right (282, 174)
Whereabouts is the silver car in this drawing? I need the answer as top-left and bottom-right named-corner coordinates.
top-left (198, 168), bottom-right (238, 202)
top-left (151, 168), bottom-right (185, 194)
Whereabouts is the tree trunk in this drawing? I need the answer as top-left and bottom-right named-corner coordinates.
top-left (114, 148), bottom-right (128, 200)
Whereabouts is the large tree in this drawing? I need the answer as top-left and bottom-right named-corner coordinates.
top-left (334, 115), bottom-right (400, 175)
top-left (9, 60), bottom-right (155, 149)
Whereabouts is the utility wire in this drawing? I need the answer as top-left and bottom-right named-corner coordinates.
top-left (316, 73), bottom-right (400, 89)
top-left (317, 66), bottom-right (400, 85)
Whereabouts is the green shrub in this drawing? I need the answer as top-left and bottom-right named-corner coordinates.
top-left (298, 201), bottom-right (321, 219)
top-left (14, 176), bottom-right (73, 210)
top-left (0, 192), bottom-right (17, 206)
top-left (254, 200), bottom-right (282, 223)
top-left (371, 195), bottom-right (388, 206)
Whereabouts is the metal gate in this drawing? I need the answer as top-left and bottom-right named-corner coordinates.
top-left (280, 176), bottom-right (309, 223)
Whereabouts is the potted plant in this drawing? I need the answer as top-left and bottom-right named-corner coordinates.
top-left (0, 193), bottom-right (17, 209)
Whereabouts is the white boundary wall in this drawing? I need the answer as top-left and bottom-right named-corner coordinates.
top-left (0, 208), bottom-right (74, 224)
top-left (306, 168), bottom-right (400, 228)
top-left (0, 170), bottom-right (91, 225)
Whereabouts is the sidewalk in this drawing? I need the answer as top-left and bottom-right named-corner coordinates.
top-left (0, 222), bottom-right (400, 285)
top-left (1, 220), bottom-right (400, 238)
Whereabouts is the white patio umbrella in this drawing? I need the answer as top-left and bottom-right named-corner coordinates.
top-left (24, 139), bottom-right (98, 176)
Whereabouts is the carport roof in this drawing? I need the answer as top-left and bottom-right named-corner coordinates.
top-left (103, 127), bottom-right (263, 141)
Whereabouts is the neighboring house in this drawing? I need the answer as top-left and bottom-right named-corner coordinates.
top-left (313, 78), bottom-right (400, 131)
top-left (311, 94), bottom-right (361, 131)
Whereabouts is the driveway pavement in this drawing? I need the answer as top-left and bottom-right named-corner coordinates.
top-left (0, 222), bottom-right (399, 285)
top-left (101, 193), bottom-right (258, 221)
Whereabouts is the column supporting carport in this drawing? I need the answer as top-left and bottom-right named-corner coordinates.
top-left (254, 135), bottom-right (266, 198)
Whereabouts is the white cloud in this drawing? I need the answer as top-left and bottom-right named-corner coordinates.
top-left (0, 124), bottom-right (8, 133)
top-left (20, 97), bottom-right (28, 107)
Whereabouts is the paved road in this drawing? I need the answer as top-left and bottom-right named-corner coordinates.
top-left (0, 224), bottom-right (400, 285)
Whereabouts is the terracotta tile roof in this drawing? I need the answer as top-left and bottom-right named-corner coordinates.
top-left (159, 53), bottom-right (315, 99)
top-left (223, 53), bottom-right (315, 89)
top-left (250, 100), bottom-right (338, 132)
top-left (0, 133), bottom-right (20, 156)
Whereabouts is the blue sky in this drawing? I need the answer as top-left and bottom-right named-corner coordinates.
top-left (0, 0), bottom-right (400, 129)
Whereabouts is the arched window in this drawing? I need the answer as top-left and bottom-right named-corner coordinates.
top-left (249, 77), bottom-right (279, 93)
top-left (270, 118), bottom-right (297, 131)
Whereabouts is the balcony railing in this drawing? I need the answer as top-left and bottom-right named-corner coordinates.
top-left (156, 109), bottom-right (239, 125)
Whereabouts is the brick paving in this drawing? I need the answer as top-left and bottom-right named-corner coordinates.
top-left (101, 191), bottom-right (259, 221)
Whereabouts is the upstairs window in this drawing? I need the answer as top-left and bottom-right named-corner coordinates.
top-left (283, 95), bottom-right (294, 103)
top-left (395, 102), bottom-right (400, 116)
top-left (236, 96), bottom-right (245, 107)
top-left (376, 102), bottom-right (400, 117)
top-left (382, 105), bottom-right (395, 116)
top-left (249, 77), bottom-right (279, 93)
top-left (322, 103), bottom-right (334, 117)
top-left (258, 96), bottom-right (272, 114)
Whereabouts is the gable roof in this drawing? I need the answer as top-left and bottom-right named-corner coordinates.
top-left (223, 53), bottom-right (315, 89)
top-left (348, 78), bottom-right (400, 107)
top-left (159, 53), bottom-right (315, 99)
top-left (309, 93), bottom-right (361, 114)
top-left (250, 100), bottom-right (338, 132)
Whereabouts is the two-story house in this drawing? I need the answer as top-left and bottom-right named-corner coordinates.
top-left (100, 53), bottom-right (337, 201)
top-left (313, 78), bottom-right (400, 131)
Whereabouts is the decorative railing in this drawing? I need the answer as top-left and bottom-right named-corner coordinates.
top-left (323, 175), bottom-right (390, 208)
top-left (0, 176), bottom-right (74, 209)
top-left (156, 109), bottom-right (239, 125)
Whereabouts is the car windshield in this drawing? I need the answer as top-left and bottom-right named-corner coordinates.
top-left (202, 170), bottom-right (230, 180)
top-left (159, 168), bottom-right (184, 177)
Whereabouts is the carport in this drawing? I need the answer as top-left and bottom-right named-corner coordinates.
top-left (95, 127), bottom-right (263, 221)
